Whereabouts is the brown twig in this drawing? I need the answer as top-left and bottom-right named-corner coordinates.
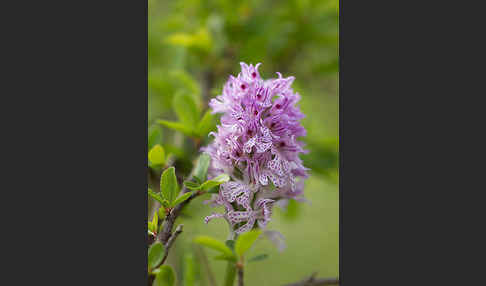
top-left (237, 264), bottom-right (244, 286)
top-left (157, 186), bottom-right (200, 244)
top-left (160, 224), bottom-right (183, 265)
top-left (282, 273), bottom-right (339, 286)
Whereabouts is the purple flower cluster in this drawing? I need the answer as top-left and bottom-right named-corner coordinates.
top-left (202, 62), bottom-right (309, 235)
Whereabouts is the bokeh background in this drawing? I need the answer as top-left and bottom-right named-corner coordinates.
top-left (148, 0), bottom-right (338, 285)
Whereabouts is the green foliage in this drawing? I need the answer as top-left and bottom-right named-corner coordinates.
top-left (183, 181), bottom-right (201, 191)
top-left (193, 153), bottom-right (211, 182)
top-left (172, 192), bottom-right (192, 206)
top-left (160, 167), bottom-right (179, 205)
top-left (149, 144), bottom-right (166, 166)
top-left (166, 27), bottom-right (212, 53)
top-left (173, 91), bottom-right (200, 128)
top-left (199, 174), bottom-right (230, 191)
top-left (235, 229), bottom-right (262, 259)
top-left (196, 110), bottom-right (216, 138)
top-left (148, 188), bottom-right (169, 207)
top-left (248, 254), bottom-right (269, 263)
top-left (225, 240), bottom-right (235, 251)
top-left (157, 92), bottom-right (215, 140)
top-left (158, 120), bottom-right (195, 138)
top-left (148, 211), bottom-right (159, 233)
top-left (148, 125), bottom-right (163, 150)
top-left (148, 242), bottom-right (165, 270)
top-left (183, 253), bottom-right (196, 286)
top-left (194, 235), bottom-right (235, 260)
top-left (153, 265), bottom-right (176, 286)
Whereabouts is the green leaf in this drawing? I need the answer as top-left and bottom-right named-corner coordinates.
top-left (183, 181), bottom-right (201, 191)
top-left (193, 153), bottom-right (211, 182)
top-left (165, 28), bottom-right (212, 52)
top-left (193, 236), bottom-right (235, 258)
top-left (169, 70), bottom-right (201, 104)
top-left (172, 192), bottom-right (192, 206)
top-left (225, 240), bottom-right (235, 251)
top-left (158, 207), bottom-right (166, 219)
top-left (157, 120), bottom-right (194, 137)
top-left (197, 110), bottom-right (215, 137)
top-left (148, 242), bottom-right (165, 270)
top-left (235, 229), bottom-right (262, 258)
top-left (173, 91), bottom-right (200, 128)
top-left (248, 254), bottom-right (269, 263)
top-left (183, 253), bottom-right (196, 286)
top-left (213, 254), bottom-right (237, 261)
top-left (148, 188), bottom-right (164, 204)
top-left (153, 265), bottom-right (175, 286)
top-left (148, 126), bottom-right (162, 150)
top-left (151, 211), bottom-right (158, 230)
top-left (199, 174), bottom-right (230, 191)
top-left (148, 222), bottom-right (156, 233)
top-left (193, 176), bottom-right (202, 185)
top-left (149, 144), bottom-right (166, 166)
top-left (160, 167), bottom-right (179, 204)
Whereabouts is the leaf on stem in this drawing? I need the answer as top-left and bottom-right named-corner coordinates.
top-left (193, 235), bottom-right (235, 259)
top-left (149, 144), bottom-right (166, 166)
top-left (153, 265), bottom-right (175, 286)
top-left (235, 229), bottom-right (262, 258)
top-left (172, 192), bottom-right (192, 206)
top-left (199, 174), bottom-right (230, 191)
top-left (193, 153), bottom-right (211, 182)
top-left (160, 167), bottom-right (179, 205)
top-left (148, 242), bottom-right (165, 270)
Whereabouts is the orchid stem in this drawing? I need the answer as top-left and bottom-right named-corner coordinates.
top-left (224, 262), bottom-right (237, 286)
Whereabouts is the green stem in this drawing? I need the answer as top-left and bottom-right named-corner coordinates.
top-left (224, 262), bottom-right (237, 286)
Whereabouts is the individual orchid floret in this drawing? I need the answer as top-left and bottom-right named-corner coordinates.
top-left (202, 62), bottom-right (309, 236)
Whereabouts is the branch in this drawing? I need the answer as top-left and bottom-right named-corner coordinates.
top-left (157, 187), bottom-right (200, 244)
top-left (237, 265), bottom-right (244, 286)
top-left (160, 224), bottom-right (183, 265)
top-left (282, 273), bottom-right (339, 286)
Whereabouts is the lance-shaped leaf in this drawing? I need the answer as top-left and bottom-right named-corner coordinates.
top-left (235, 229), bottom-right (262, 258)
top-left (151, 211), bottom-right (158, 231)
top-left (148, 126), bottom-right (162, 150)
top-left (248, 254), bottom-right (269, 263)
top-left (173, 91), bottom-right (200, 128)
top-left (193, 235), bottom-right (235, 259)
top-left (148, 222), bottom-right (156, 234)
top-left (193, 153), bottom-right (211, 182)
top-left (213, 254), bottom-right (237, 261)
top-left (160, 167), bottom-right (179, 205)
top-left (149, 144), bottom-right (165, 166)
top-left (183, 181), bottom-right (201, 191)
top-left (148, 188), bottom-right (164, 204)
top-left (183, 253), bottom-right (196, 286)
top-left (199, 174), bottom-right (230, 191)
top-left (153, 265), bottom-right (175, 286)
top-left (157, 120), bottom-right (194, 137)
top-left (172, 192), bottom-right (192, 206)
top-left (197, 110), bottom-right (215, 137)
top-left (148, 242), bottom-right (165, 270)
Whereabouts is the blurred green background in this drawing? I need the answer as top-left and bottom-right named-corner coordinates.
top-left (148, 0), bottom-right (338, 285)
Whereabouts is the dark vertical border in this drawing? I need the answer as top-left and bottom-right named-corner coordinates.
top-left (4, 0), bottom-right (149, 284)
